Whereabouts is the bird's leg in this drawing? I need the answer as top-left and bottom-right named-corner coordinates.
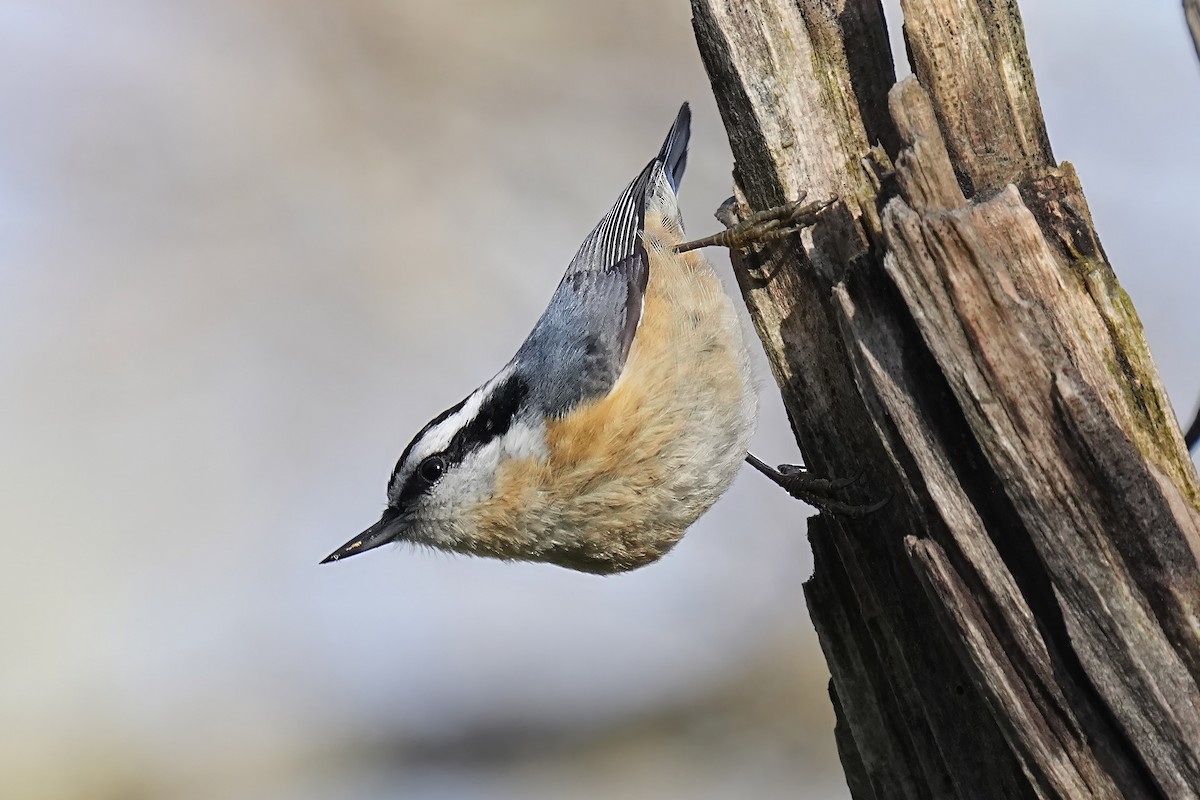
top-left (746, 453), bottom-right (889, 518)
top-left (775, 463), bottom-right (863, 494)
top-left (674, 194), bottom-right (837, 254)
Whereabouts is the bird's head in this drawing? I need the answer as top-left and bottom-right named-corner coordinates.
top-left (321, 368), bottom-right (543, 563)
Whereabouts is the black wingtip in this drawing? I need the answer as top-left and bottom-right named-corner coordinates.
top-left (659, 102), bottom-right (691, 193)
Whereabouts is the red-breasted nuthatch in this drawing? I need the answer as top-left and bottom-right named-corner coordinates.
top-left (322, 104), bottom-right (880, 574)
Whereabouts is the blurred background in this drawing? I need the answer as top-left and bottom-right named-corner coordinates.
top-left (1, 1), bottom-right (1197, 798)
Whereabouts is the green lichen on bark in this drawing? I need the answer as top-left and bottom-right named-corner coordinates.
top-left (1076, 261), bottom-right (1198, 501)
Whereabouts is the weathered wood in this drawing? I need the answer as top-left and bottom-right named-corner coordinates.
top-left (691, 0), bottom-right (1200, 797)
top-left (899, 0), bottom-right (1053, 194)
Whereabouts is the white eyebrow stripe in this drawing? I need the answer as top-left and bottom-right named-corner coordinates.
top-left (421, 393), bottom-right (484, 455)
top-left (405, 364), bottom-right (515, 467)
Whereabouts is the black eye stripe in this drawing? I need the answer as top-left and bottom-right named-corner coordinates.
top-left (444, 375), bottom-right (528, 461)
top-left (389, 374), bottom-right (530, 508)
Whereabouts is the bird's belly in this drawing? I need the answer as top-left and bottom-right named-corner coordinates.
top-left (470, 231), bottom-right (757, 573)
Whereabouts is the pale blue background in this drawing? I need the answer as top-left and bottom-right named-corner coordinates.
top-left (2, 2), bottom-right (1197, 798)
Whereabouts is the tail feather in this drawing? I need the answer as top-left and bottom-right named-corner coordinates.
top-left (658, 102), bottom-right (691, 193)
top-left (564, 102), bottom-right (693, 278)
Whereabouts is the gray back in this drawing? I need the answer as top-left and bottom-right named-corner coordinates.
top-left (512, 103), bottom-right (692, 418)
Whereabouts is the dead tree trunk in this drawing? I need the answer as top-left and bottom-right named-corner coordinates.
top-left (690, 1), bottom-right (1200, 797)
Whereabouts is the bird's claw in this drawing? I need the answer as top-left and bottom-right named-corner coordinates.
top-left (746, 454), bottom-right (887, 518)
top-left (674, 193), bottom-right (837, 254)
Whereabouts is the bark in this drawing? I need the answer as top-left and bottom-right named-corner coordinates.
top-left (690, 1), bottom-right (1200, 797)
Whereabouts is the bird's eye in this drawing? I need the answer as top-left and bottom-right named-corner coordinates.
top-left (417, 455), bottom-right (446, 484)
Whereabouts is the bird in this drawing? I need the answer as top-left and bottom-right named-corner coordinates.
top-left (322, 103), bottom-right (880, 574)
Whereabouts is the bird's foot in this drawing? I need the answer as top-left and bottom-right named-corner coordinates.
top-left (746, 454), bottom-right (889, 518)
top-left (674, 193), bottom-right (837, 254)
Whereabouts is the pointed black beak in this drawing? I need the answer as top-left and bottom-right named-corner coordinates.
top-left (320, 510), bottom-right (408, 564)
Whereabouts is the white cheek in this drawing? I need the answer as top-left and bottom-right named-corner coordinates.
top-left (430, 420), bottom-right (546, 508)
top-left (501, 420), bottom-right (549, 461)
top-left (440, 443), bottom-right (502, 505)
top-left (407, 422), bottom-right (547, 549)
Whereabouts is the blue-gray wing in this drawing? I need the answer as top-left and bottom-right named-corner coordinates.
top-left (513, 103), bottom-right (691, 417)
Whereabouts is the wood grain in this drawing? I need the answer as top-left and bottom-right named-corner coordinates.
top-left (691, 0), bottom-right (1200, 796)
